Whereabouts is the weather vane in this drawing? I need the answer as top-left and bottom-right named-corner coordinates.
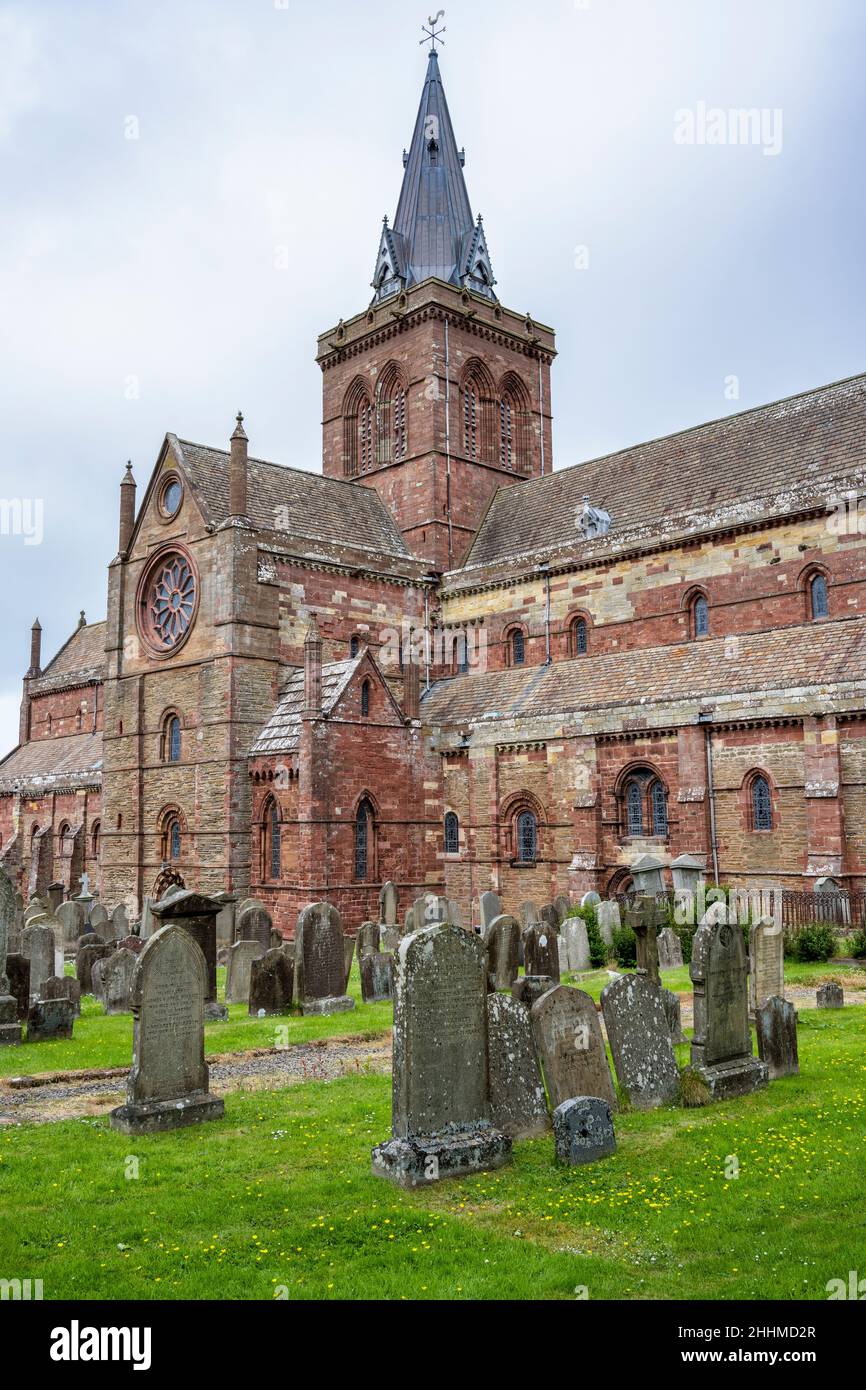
top-left (420, 10), bottom-right (446, 53)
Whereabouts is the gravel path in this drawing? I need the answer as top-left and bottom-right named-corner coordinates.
top-left (0, 1034), bottom-right (392, 1126)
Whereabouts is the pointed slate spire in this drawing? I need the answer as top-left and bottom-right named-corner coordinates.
top-left (372, 50), bottom-right (497, 303)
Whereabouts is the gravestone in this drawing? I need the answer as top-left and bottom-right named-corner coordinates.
top-left (661, 987), bottom-right (686, 1044)
top-left (6, 954), bottom-right (30, 1020)
top-left (690, 913), bottom-right (768, 1099)
top-left (110, 904), bottom-right (129, 941)
top-left (749, 917), bottom-right (784, 1015)
top-left (657, 927), bottom-right (684, 972)
top-left (625, 896), bottom-right (663, 987)
top-left (371, 924), bottom-right (511, 1187)
top-left (211, 891), bottom-right (236, 947)
top-left (381, 926), bottom-right (400, 953)
top-left (755, 996), bottom-right (799, 1079)
top-left (75, 940), bottom-right (114, 994)
top-left (520, 901), bottom-right (540, 929)
top-left (596, 900), bottom-right (620, 946)
top-left (22, 921), bottom-right (56, 999)
top-left (356, 920), bottom-right (380, 959)
top-left (601, 973), bottom-right (680, 1109)
top-left (511, 974), bottom-right (554, 1009)
top-left (26, 997), bottom-right (74, 1042)
top-left (140, 897), bottom-right (156, 940)
top-left (294, 903), bottom-right (354, 1015)
top-left (539, 904), bottom-right (559, 931)
top-left (98, 948), bottom-right (138, 1014)
top-left (579, 891), bottom-right (601, 910)
top-left (553, 894), bottom-right (571, 924)
top-left (237, 903), bottom-right (273, 951)
top-left (447, 898), bottom-right (463, 929)
top-left (523, 924), bottom-right (560, 983)
top-left (56, 899), bottom-right (84, 946)
top-left (411, 893), bottom-right (450, 933)
top-left (48, 882), bottom-right (64, 914)
top-left (110, 925), bottom-right (224, 1134)
top-left (561, 918), bottom-right (590, 972)
top-left (630, 855), bottom-right (665, 895)
top-left (225, 939), bottom-right (265, 1005)
top-left (404, 906), bottom-right (416, 935)
top-left (479, 891), bottom-right (502, 931)
top-left (486, 993), bottom-right (548, 1139)
top-left (342, 936), bottom-right (355, 991)
top-left (249, 947), bottom-right (294, 1015)
top-left (379, 880), bottom-right (398, 928)
top-left (90, 903), bottom-right (109, 933)
top-left (41, 974), bottom-right (82, 1017)
top-left (531, 984), bottom-right (617, 1111)
top-left (360, 950), bottom-right (394, 1004)
top-left (817, 981), bottom-right (843, 1009)
top-left (23, 897), bottom-right (49, 925)
top-left (0, 866), bottom-right (21, 1045)
top-left (486, 914), bottom-right (520, 991)
top-left (151, 891), bottom-right (224, 1016)
top-left (553, 1097), bottom-right (616, 1166)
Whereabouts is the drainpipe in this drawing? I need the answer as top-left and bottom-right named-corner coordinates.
top-left (537, 562), bottom-right (552, 664)
top-left (702, 717), bottom-right (720, 885)
top-left (538, 359), bottom-right (546, 477)
top-left (444, 318), bottom-right (454, 568)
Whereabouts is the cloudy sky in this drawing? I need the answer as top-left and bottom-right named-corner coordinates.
top-left (1, 0), bottom-right (864, 751)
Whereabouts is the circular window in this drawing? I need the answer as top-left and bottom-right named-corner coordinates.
top-left (137, 548), bottom-right (199, 655)
top-left (160, 476), bottom-right (183, 517)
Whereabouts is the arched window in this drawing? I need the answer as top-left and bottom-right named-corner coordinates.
top-left (267, 799), bottom-right (281, 880)
top-left (361, 680), bottom-right (370, 717)
top-left (455, 630), bottom-right (469, 675)
top-left (444, 811), bottom-right (459, 855)
top-left (90, 821), bottom-right (100, 860)
top-left (692, 594), bottom-right (709, 638)
top-left (169, 820), bottom-right (181, 860)
top-left (168, 716), bottom-right (181, 762)
top-left (626, 781), bottom-right (644, 835)
top-left (569, 616), bottom-right (588, 656)
top-left (464, 380), bottom-right (479, 459)
top-left (509, 628), bottom-right (526, 667)
top-left (810, 574), bottom-right (829, 620)
top-left (377, 364), bottom-right (408, 465)
top-left (57, 821), bottom-right (70, 852)
top-left (462, 362), bottom-right (495, 462)
top-left (350, 635), bottom-right (360, 658)
top-left (343, 380), bottom-right (374, 478)
top-left (651, 781), bottom-right (668, 836)
top-left (355, 798), bottom-right (374, 880)
top-left (498, 373), bottom-right (531, 473)
top-left (751, 775), bottom-right (773, 831)
top-left (516, 810), bottom-right (537, 863)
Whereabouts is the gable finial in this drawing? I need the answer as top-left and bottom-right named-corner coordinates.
top-left (420, 9), bottom-right (446, 53)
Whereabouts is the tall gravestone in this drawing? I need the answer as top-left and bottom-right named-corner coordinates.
top-left (151, 890), bottom-right (227, 1020)
top-left (657, 927), bottom-right (683, 971)
top-left (22, 920), bottom-right (56, 1000)
top-left (294, 902), bottom-right (354, 1015)
top-left (371, 924), bottom-right (511, 1186)
top-left (748, 917), bottom-right (784, 1015)
top-left (0, 866), bottom-right (21, 1044)
top-left (479, 891), bottom-right (502, 932)
top-left (249, 947), bottom-right (294, 1015)
top-left (360, 951), bottom-right (394, 1004)
top-left (561, 918), bottom-right (590, 972)
top-left (523, 923), bottom-right (560, 983)
top-left (596, 900), bottom-right (620, 947)
top-left (755, 996), bottom-right (799, 1080)
top-left (553, 894), bottom-right (571, 924)
top-left (356, 920), bottom-right (380, 960)
top-left (225, 939), bottom-right (265, 1005)
top-left (531, 985), bottom-right (617, 1111)
top-left (57, 900), bottom-right (84, 946)
top-left (379, 881), bottom-right (398, 930)
top-left (486, 914), bottom-right (520, 991)
top-left (601, 973), bottom-right (680, 1109)
top-left (98, 948), bottom-right (138, 1014)
top-left (520, 901), bottom-right (540, 929)
top-left (237, 903), bottom-right (273, 951)
top-left (690, 913), bottom-right (768, 1099)
top-left (110, 925), bottom-right (224, 1134)
top-left (76, 940), bottom-right (114, 993)
top-left (486, 993), bottom-right (548, 1139)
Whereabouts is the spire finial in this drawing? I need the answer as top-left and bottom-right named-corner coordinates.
top-left (231, 410), bottom-right (247, 442)
top-left (420, 10), bottom-right (446, 53)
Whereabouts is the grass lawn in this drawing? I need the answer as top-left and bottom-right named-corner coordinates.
top-left (567, 959), bottom-right (866, 1003)
top-left (1, 1003), bottom-right (864, 1300)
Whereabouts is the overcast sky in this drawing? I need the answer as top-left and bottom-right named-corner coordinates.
top-left (1, 0), bottom-right (864, 752)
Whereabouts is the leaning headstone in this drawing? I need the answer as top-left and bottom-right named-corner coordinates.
top-left (6, 954), bottom-right (30, 1020)
top-left (248, 947), bottom-right (294, 1016)
top-left (294, 903), bottom-right (354, 1015)
top-left (26, 997), bottom-right (74, 1042)
top-left (661, 987), bottom-right (686, 1044)
top-left (57, 900), bottom-right (85, 946)
top-left (755, 996), bottom-right (799, 1079)
top-left (98, 948), bottom-right (138, 1014)
top-left (41, 974), bottom-right (82, 1017)
top-left (479, 891), bottom-right (502, 931)
top-left (22, 921), bottom-right (56, 999)
top-left (151, 891), bottom-right (223, 1014)
top-left (532, 984), bottom-right (617, 1111)
top-left (523, 923), bottom-right (560, 983)
top-left (817, 981), bottom-right (843, 1009)
top-left (487, 993), bottom-right (548, 1139)
top-left (0, 868), bottom-right (21, 1045)
top-left (511, 974), bottom-right (554, 1009)
top-left (360, 951), bottom-right (394, 1004)
top-left (356, 921), bottom-right (380, 960)
top-left (553, 1097), bottom-right (616, 1166)
top-left (76, 940), bottom-right (114, 994)
top-left (110, 925), bottom-right (224, 1134)
top-left (225, 939), bottom-right (265, 1005)
top-left (657, 927), bottom-right (684, 972)
top-left (561, 918), bottom-right (590, 972)
top-left (690, 914), bottom-right (768, 1099)
top-left (371, 924), bottom-right (511, 1187)
top-left (749, 917), bottom-right (784, 1014)
top-left (486, 914), bottom-right (520, 991)
top-left (379, 880), bottom-right (398, 929)
top-left (601, 973), bottom-right (680, 1109)
top-left (596, 900), bottom-right (620, 946)
top-left (237, 903), bottom-right (273, 951)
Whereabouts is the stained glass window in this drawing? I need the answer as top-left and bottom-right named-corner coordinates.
top-left (147, 553), bottom-right (197, 650)
top-left (651, 781), bottom-right (668, 835)
top-left (355, 799), bottom-right (372, 880)
top-left (168, 716), bottom-right (181, 762)
top-left (811, 575), bottom-right (829, 619)
top-left (170, 821), bottom-right (181, 860)
top-left (693, 596), bottom-right (709, 638)
top-left (626, 782), bottom-right (644, 835)
top-left (517, 810), bottom-right (537, 863)
top-left (444, 811), bottom-right (459, 854)
top-left (511, 629), bottom-right (525, 666)
top-left (572, 618), bottom-right (587, 655)
top-left (269, 801), bottom-right (281, 879)
top-left (752, 776), bottom-right (772, 830)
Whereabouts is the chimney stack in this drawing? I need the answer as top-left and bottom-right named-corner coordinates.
top-left (118, 461), bottom-right (136, 554)
top-left (403, 656), bottom-right (420, 721)
top-left (229, 412), bottom-right (249, 519)
top-left (303, 616), bottom-right (323, 717)
top-left (28, 618), bottom-right (42, 677)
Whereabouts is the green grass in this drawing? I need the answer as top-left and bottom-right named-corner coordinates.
top-left (566, 959), bottom-right (866, 1003)
top-left (0, 962), bottom-right (392, 1078)
top-left (1, 1007), bottom-right (864, 1300)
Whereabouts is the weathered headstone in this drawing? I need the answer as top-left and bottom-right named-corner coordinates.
top-left (342, 936), bottom-right (355, 991)
top-left (487, 993), bottom-right (548, 1139)
top-left (151, 891), bottom-right (223, 1015)
top-left (579, 891), bottom-right (601, 910)
top-left (359, 950), bottom-right (394, 1004)
top-left (561, 917), bottom-right (590, 972)
top-left (97, 948), bottom-right (138, 1014)
top-left (531, 984), bottom-right (617, 1111)
top-left (411, 893), bottom-right (450, 932)
top-left (23, 897), bottom-right (49, 925)
top-left (371, 924), bottom-right (511, 1187)
top-left (26, 997), bottom-right (74, 1042)
top-left (520, 900), bottom-right (540, 929)
top-left (237, 903), bottom-right (273, 951)
top-left (75, 940), bottom-right (114, 994)
top-left (6, 954), bottom-right (30, 1020)
top-left (755, 996), bottom-right (799, 1079)
top-left (381, 926), bottom-right (400, 953)
top-left (0, 867), bottom-right (21, 1045)
top-left (817, 981), bottom-right (843, 1009)
top-left (625, 896), bottom-right (663, 987)
top-left (56, 899), bottom-right (84, 946)
top-left (553, 894), bottom-right (571, 924)
top-left (249, 947), bottom-right (294, 1015)
top-left (601, 973), bottom-right (680, 1109)
top-left (225, 939), bottom-right (265, 1005)
top-left (379, 880), bottom-right (398, 928)
top-left (523, 923), bottom-right (560, 983)
top-left (294, 903), bottom-right (354, 1015)
top-left (90, 903), bottom-right (109, 933)
top-left (356, 920), bottom-right (380, 959)
top-left (690, 914), bottom-right (768, 1099)
top-left (511, 974), bottom-right (554, 1009)
top-left (479, 891), bottom-right (502, 931)
top-left (657, 927), bottom-right (684, 972)
top-left (749, 917), bottom-right (784, 1014)
top-left (539, 904), bottom-right (559, 931)
top-left (596, 900), bottom-right (620, 946)
top-left (110, 904), bottom-right (129, 941)
top-left (41, 974), bottom-right (82, 1017)
top-left (661, 987), bottom-right (686, 1044)
top-left (553, 1096), bottom-right (616, 1166)
top-left (22, 920), bottom-right (56, 999)
top-left (211, 891), bottom-right (236, 947)
top-left (110, 925), bottom-right (224, 1134)
top-left (47, 882), bottom-right (64, 914)
top-left (486, 913), bottom-right (520, 991)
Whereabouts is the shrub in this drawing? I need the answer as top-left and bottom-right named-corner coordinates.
top-left (787, 922), bottom-right (837, 963)
top-left (612, 923), bottom-right (636, 968)
top-left (848, 928), bottom-right (866, 960)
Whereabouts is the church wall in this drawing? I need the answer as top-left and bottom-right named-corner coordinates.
top-left (25, 683), bottom-right (104, 741)
top-left (272, 559), bottom-right (428, 669)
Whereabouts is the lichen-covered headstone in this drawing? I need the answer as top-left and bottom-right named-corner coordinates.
top-left (523, 923), bottom-right (560, 982)
top-left (661, 987), bottom-right (686, 1044)
top-left (360, 950), bottom-right (394, 1003)
top-left (531, 984), bottom-right (617, 1111)
top-left (379, 880), bottom-right (398, 929)
top-left (657, 927), bottom-right (683, 972)
top-left (356, 921), bottom-right (380, 960)
top-left (512, 974), bottom-right (554, 1009)
top-left (601, 973), bottom-right (680, 1109)
top-left (98, 948), bottom-right (138, 1014)
top-left (249, 947), bottom-right (294, 1015)
top-left (817, 981), bottom-right (843, 1009)
top-left (487, 994), bottom-right (548, 1139)
top-left (26, 997), bottom-right (74, 1042)
top-left (486, 914), bottom-right (520, 991)
top-left (689, 914), bottom-right (768, 1099)
top-left (562, 918), bottom-right (590, 972)
top-left (371, 923), bottom-right (510, 1187)
top-left (294, 902), bottom-right (354, 1015)
top-left (749, 917), bottom-right (784, 1014)
top-left (225, 939), bottom-right (265, 1005)
top-left (755, 996), bottom-right (799, 1079)
top-left (41, 974), bottom-right (82, 1017)
top-left (22, 921), bottom-right (56, 1000)
top-left (110, 924), bottom-right (224, 1134)
top-left (237, 903), bottom-right (273, 951)
top-left (596, 900), bottom-right (620, 946)
top-left (553, 1097), bottom-right (616, 1165)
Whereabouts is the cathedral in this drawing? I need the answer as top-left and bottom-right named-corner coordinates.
top-left (2, 48), bottom-right (865, 935)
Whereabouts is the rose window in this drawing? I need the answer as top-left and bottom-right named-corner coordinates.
top-left (145, 552), bottom-right (197, 650)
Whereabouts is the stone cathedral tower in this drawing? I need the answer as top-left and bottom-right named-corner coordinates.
top-left (317, 47), bottom-right (556, 572)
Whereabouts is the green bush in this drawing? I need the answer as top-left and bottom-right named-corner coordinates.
top-left (612, 923), bottom-right (636, 968)
top-left (787, 922), bottom-right (837, 963)
top-left (848, 928), bottom-right (866, 960)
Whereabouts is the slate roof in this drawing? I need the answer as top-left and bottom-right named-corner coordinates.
top-left (172, 438), bottom-right (413, 564)
top-left (31, 621), bottom-right (106, 692)
top-left (420, 617), bottom-right (866, 728)
top-left (0, 731), bottom-right (103, 794)
top-left (452, 374), bottom-right (866, 585)
top-left (249, 658), bottom-right (360, 756)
